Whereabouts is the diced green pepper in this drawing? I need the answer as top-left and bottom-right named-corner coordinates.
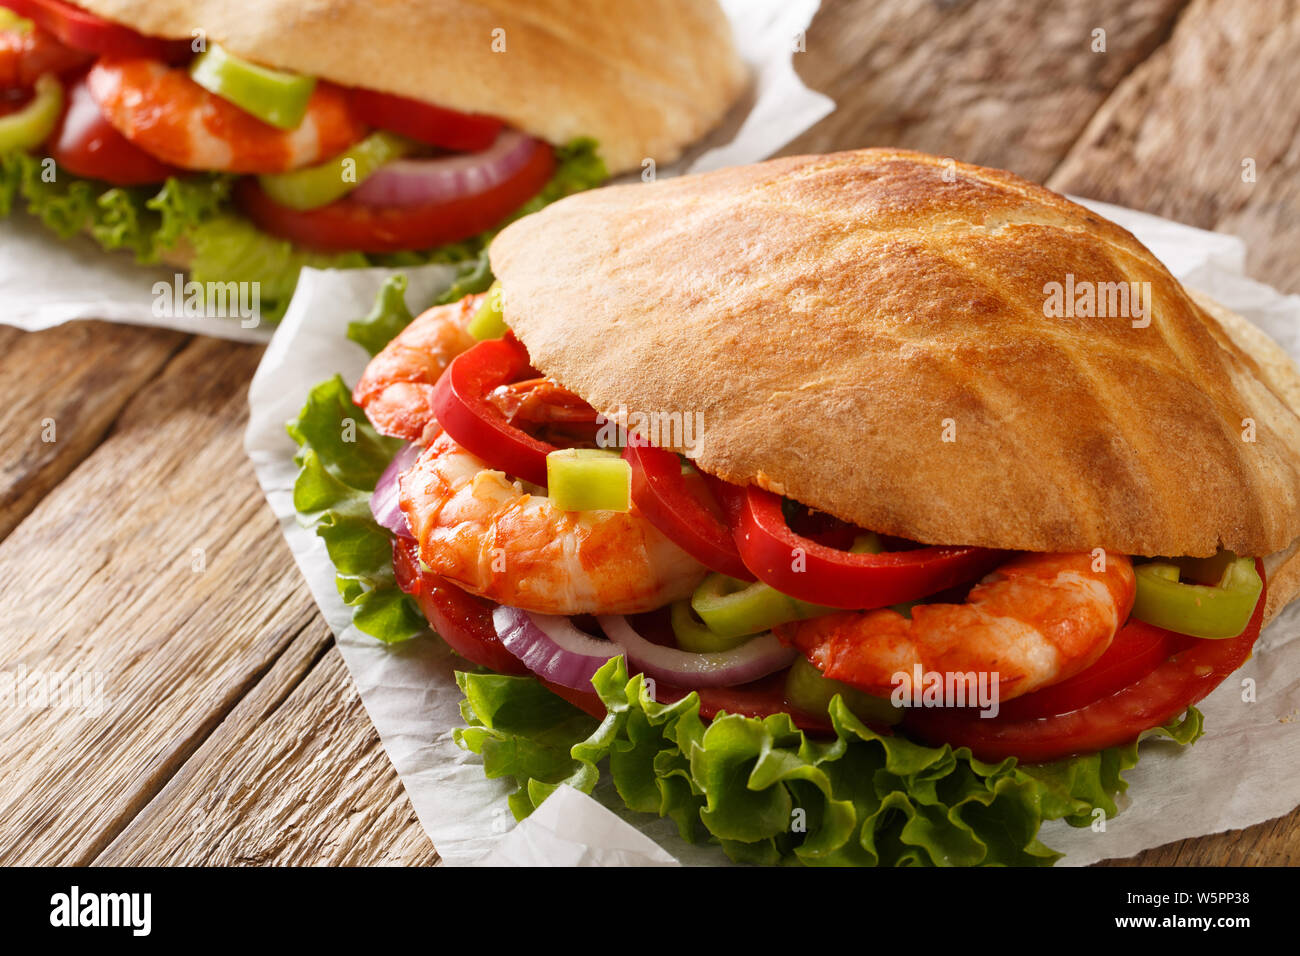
top-left (670, 600), bottom-right (753, 652)
top-left (784, 656), bottom-right (903, 726)
top-left (256, 131), bottom-right (413, 210)
top-left (467, 281), bottom-right (508, 340)
top-left (190, 43), bottom-right (316, 129)
top-left (546, 448), bottom-right (630, 512)
top-left (0, 74), bottom-right (63, 155)
top-left (1131, 553), bottom-right (1262, 639)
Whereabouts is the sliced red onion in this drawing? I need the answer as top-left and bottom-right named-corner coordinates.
top-left (350, 129), bottom-right (541, 207)
top-left (370, 442), bottom-right (423, 539)
top-left (493, 606), bottom-right (619, 690)
top-left (597, 615), bottom-right (798, 689)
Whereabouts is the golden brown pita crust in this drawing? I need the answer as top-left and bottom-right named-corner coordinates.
top-left (1261, 538), bottom-right (1300, 626)
top-left (75, 0), bottom-right (747, 174)
top-left (1192, 290), bottom-right (1300, 415)
top-left (1192, 291), bottom-right (1300, 622)
top-left (490, 148), bottom-right (1300, 568)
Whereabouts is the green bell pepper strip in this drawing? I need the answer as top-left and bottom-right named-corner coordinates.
top-left (784, 656), bottom-right (903, 726)
top-left (689, 572), bottom-right (831, 639)
top-left (0, 74), bottom-right (63, 155)
top-left (686, 535), bottom-right (878, 639)
top-left (190, 43), bottom-right (316, 130)
top-left (256, 131), bottom-right (413, 210)
top-left (688, 534), bottom-right (886, 639)
top-left (467, 281), bottom-right (508, 340)
top-left (545, 448), bottom-right (630, 512)
top-left (669, 600), bottom-right (753, 652)
top-left (1131, 554), bottom-right (1263, 639)
top-left (1172, 550), bottom-right (1236, 586)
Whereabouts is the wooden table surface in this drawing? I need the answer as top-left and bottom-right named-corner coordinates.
top-left (2, 0), bottom-right (1298, 867)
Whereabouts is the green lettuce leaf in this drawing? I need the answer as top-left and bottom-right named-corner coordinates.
top-left (456, 657), bottom-right (1204, 866)
top-left (287, 375), bottom-right (425, 643)
top-left (1, 150), bottom-right (230, 258)
top-left (187, 215), bottom-right (369, 323)
top-left (347, 274), bottom-right (415, 357)
top-left (3, 137), bottom-right (606, 325)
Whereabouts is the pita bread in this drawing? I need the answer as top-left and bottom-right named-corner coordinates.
top-left (490, 149), bottom-right (1300, 616)
top-left (1192, 291), bottom-right (1300, 624)
top-left (75, 0), bottom-right (747, 174)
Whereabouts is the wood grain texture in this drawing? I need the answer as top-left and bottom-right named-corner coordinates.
top-left (3, 0), bottom-right (1300, 869)
top-left (97, 623), bottom-right (437, 867)
top-left (0, 333), bottom-right (424, 866)
top-left (1105, 805), bottom-right (1300, 866)
top-left (0, 321), bottom-right (185, 543)
top-left (1049, 0), bottom-right (1300, 293)
top-left (782, 0), bottom-right (1190, 181)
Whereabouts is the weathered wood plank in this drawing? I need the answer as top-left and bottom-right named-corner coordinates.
top-left (97, 626), bottom-right (438, 867)
top-left (1105, 808), bottom-right (1300, 866)
top-left (783, 0), bottom-right (1190, 181)
top-left (0, 327), bottom-right (434, 866)
top-left (0, 321), bottom-right (185, 542)
top-left (0, 336), bottom-right (307, 864)
top-left (1049, 0), bottom-right (1300, 293)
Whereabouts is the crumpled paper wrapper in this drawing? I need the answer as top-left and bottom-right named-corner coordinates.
top-left (244, 195), bottom-right (1300, 867)
top-left (0, 0), bottom-right (832, 344)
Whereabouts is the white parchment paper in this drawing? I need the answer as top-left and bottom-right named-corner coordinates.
top-left (0, 0), bottom-right (832, 344)
top-left (244, 196), bottom-right (1300, 867)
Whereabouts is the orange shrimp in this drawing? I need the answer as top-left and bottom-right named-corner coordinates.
top-left (0, 27), bottom-right (90, 89)
top-left (86, 57), bottom-right (366, 173)
top-left (353, 295), bottom-right (484, 444)
top-left (777, 552), bottom-right (1136, 703)
top-left (399, 430), bottom-right (707, 615)
top-left (354, 295), bottom-right (602, 446)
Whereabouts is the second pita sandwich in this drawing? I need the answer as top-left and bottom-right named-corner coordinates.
top-left (0, 0), bottom-right (745, 319)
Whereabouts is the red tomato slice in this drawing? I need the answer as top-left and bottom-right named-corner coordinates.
top-left (534, 679), bottom-right (600, 717)
top-left (47, 70), bottom-right (181, 184)
top-left (234, 138), bottom-right (557, 253)
top-left (0, 25), bottom-right (91, 89)
top-left (350, 87), bottom-right (502, 153)
top-left (0, 0), bottom-right (191, 61)
top-left (0, 90), bottom-right (28, 115)
top-left (903, 559), bottom-right (1268, 762)
top-left (392, 537), bottom-right (527, 676)
top-left (995, 618), bottom-right (1197, 721)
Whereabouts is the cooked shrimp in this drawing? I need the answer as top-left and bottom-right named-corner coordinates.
top-left (353, 295), bottom-right (484, 443)
top-left (399, 430), bottom-right (707, 614)
top-left (777, 552), bottom-right (1136, 702)
top-left (0, 28), bottom-right (90, 89)
top-left (86, 57), bottom-right (366, 173)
